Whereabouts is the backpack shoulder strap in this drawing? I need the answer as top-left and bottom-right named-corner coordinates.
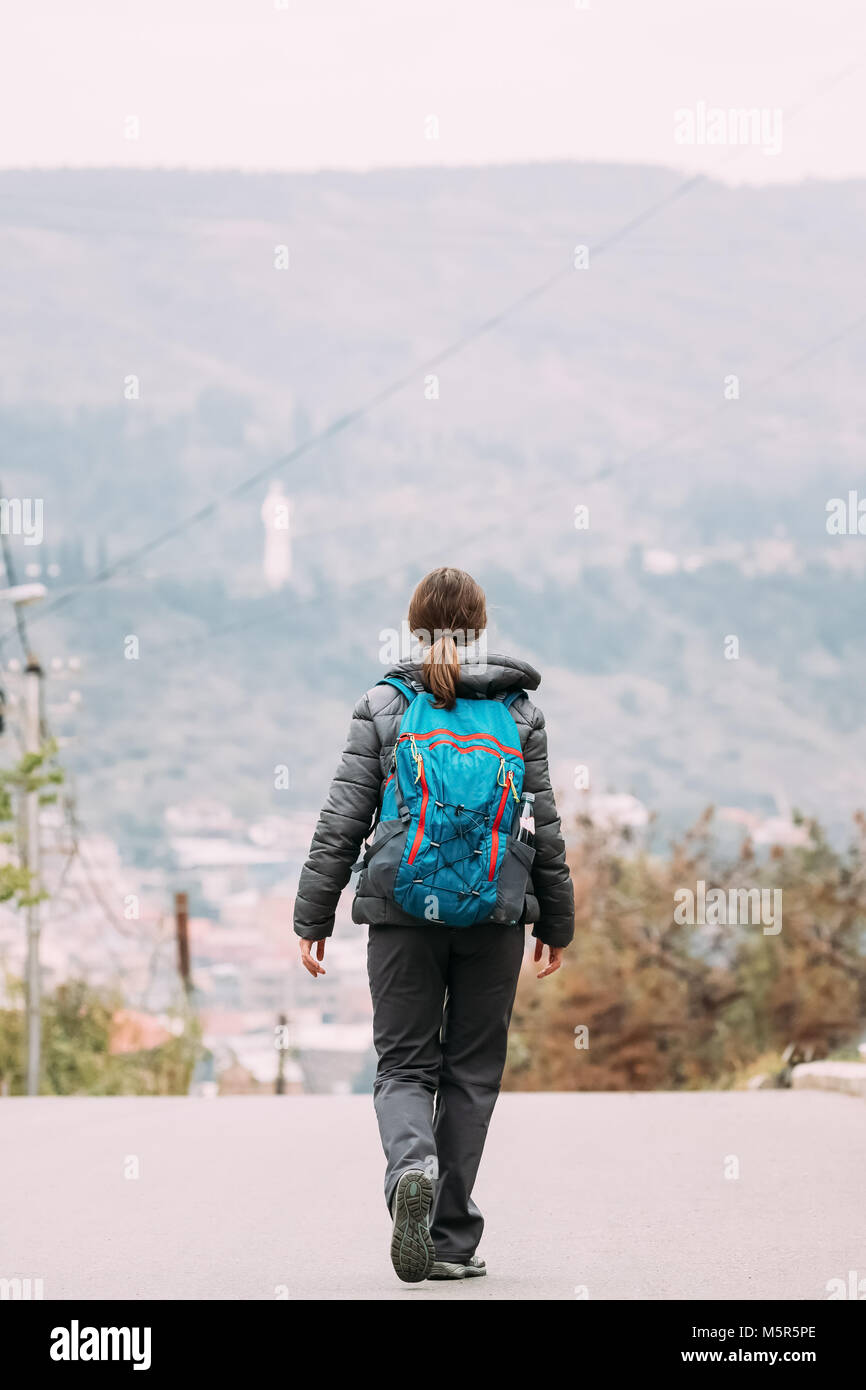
top-left (357, 677), bottom-right (423, 849)
top-left (496, 689), bottom-right (526, 712)
top-left (377, 675), bottom-right (424, 705)
top-left (373, 676), bottom-right (425, 829)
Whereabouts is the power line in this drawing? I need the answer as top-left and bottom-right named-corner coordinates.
top-left (4, 57), bottom-right (859, 648)
top-left (141, 301), bottom-right (866, 657)
top-left (0, 543), bottom-right (133, 940)
top-left (65, 816), bottom-right (141, 938)
top-left (0, 482), bottom-right (34, 661)
top-left (0, 254), bottom-right (574, 637)
top-left (15, 295), bottom-right (861, 675)
top-left (559, 305), bottom-right (866, 484)
top-left (0, 57), bottom-right (858, 668)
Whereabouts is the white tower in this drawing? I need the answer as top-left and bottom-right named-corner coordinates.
top-left (261, 481), bottom-right (292, 590)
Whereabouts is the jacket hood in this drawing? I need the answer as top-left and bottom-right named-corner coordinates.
top-left (385, 650), bottom-right (540, 699)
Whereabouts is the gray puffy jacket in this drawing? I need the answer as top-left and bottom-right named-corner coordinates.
top-left (293, 653), bottom-right (574, 947)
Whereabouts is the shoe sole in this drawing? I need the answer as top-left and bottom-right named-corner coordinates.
top-left (390, 1170), bottom-right (434, 1283)
top-left (428, 1264), bottom-right (487, 1280)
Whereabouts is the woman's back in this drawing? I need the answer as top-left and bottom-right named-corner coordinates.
top-left (293, 567), bottom-right (573, 1285)
top-left (294, 649), bottom-right (573, 944)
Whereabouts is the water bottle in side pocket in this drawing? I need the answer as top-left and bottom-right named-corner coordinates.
top-left (515, 791), bottom-right (535, 848)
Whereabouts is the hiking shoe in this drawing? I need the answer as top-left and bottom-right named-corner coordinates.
top-left (390, 1170), bottom-right (434, 1283)
top-left (428, 1255), bottom-right (487, 1280)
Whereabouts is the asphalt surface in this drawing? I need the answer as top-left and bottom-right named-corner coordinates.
top-left (2, 1092), bottom-right (863, 1300)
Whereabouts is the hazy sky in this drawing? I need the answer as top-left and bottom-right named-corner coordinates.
top-left (1, 0), bottom-right (864, 183)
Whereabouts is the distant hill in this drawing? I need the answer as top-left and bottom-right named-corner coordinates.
top-left (0, 164), bottom-right (864, 857)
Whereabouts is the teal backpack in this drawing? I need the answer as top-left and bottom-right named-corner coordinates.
top-left (358, 676), bottom-right (536, 927)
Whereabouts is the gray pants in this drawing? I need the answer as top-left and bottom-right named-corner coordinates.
top-left (367, 920), bottom-right (525, 1263)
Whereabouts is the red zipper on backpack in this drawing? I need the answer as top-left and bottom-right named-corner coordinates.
top-left (406, 759), bottom-right (429, 866)
top-left (489, 776), bottom-right (513, 881)
top-left (422, 741), bottom-right (512, 758)
top-left (402, 741), bottom-right (519, 871)
top-left (398, 729), bottom-right (522, 759)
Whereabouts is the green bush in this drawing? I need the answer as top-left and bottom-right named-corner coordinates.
top-left (0, 977), bottom-right (198, 1096)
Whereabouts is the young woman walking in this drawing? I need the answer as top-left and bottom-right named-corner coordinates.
top-left (294, 567), bottom-right (574, 1282)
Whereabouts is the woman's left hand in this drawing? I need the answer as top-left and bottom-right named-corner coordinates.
top-left (299, 938), bottom-right (327, 978)
top-left (533, 940), bottom-right (563, 979)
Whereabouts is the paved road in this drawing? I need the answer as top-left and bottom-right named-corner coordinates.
top-left (2, 1092), bottom-right (863, 1300)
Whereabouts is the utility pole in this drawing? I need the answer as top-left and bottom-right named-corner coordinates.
top-left (276, 1012), bottom-right (287, 1095)
top-left (174, 891), bottom-right (192, 1001)
top-left (24, 657), bottom-right (43, 1095)
top-left (0, 580), bottom-right (49, 1095)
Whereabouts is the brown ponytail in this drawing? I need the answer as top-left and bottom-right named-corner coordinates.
top-left (407, 568), bottom-right (487, 710)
